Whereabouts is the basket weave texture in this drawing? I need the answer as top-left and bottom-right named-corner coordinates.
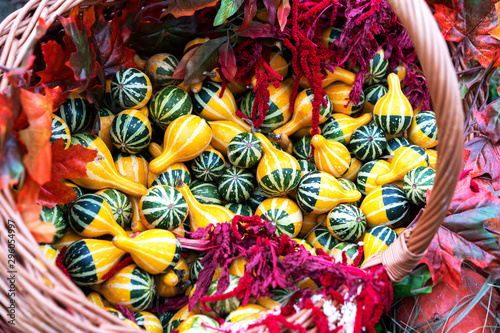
top-left (0, 0), bottom-right (464, 332)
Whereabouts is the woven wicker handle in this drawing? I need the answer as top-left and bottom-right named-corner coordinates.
top-left (361, 0), bottom-right (464, 281)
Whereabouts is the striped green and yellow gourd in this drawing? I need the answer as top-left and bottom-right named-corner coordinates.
top-left (218, 166), bottom-right (256, 204)
top-left (111, 68), bottom-right (153, 109)
top-left (191, 146), bottom-right (226, 182)
top-left (110, 109), bottom-right (152, 154)
top-left (356, 159), bottom-right (391, 195)
top-left (403, 166), bottom-right (435, 206)
top-left (363, 84), bottom-right (388, 113)
top-left (362, 226), bottom-right (397, 265)
top-left (134, 311), bottom-right (163, 333)
top-left (95, 189), bottom-right (132, 229)
top-left (349, 122), bottom-right (387, 161)
top-left (149, 86), bottom-right (192, 130)
top-left (407, 111), bottom-right (438, 148)
top-left (321, 113), bottom-right (372, 145)
top-left (375, 145), bottom-right (429, 185)
top-left (227, 132), bottom-right (263, 168)
top-left (151, 162), bottom-right (192, 188)
top-left (40, 205), bottom-right (67, 242)
top-left (305, 226), bottom-right (339, 254)
top-left (190, 180), bottom-right (222, 205)
top-left (255, 197), bottom-right (303, 237)
top-left (144, 53), bottom-right (180, 87)
top-left (364, 49), bottom-right (388, 86)
top-left (140, 185), bottom-right (188, 230)
top-left (326, 204), bottom-right (366, 242)
top-left (311, 134), bottom-right (351, 177)
top-left (360, 185), bottom-right (409, 228)
top-left (57, 93), bottom-right (92, 134)
top-left (50, 114), bottom-right (71, 148)
top-left (206, 276), bottom-right (242, 316)
top-left (224, 203), bottom-right (253, 216)
top-left (330, 242), bottom-right (362, 266)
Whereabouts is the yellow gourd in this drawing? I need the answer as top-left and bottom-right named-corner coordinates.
top-left (298, 214), bottom-right (319, 238)
top-left (228, 257), bottom-right (247, 277)
top-left (134, 311), bottom-right (163, 332)
top-left (324, 82), bottom-right (363, 116)
top-left (129, 195), bottom-right (148, 232)
top-left (70, 133), bottom-right (147, 197)
top-left (250, 52), bottom-right (288, 87)
top-left (274, 133), bottom-right (294, 154)
top-left (208, 120), bottom-right (246, 155)
top-left (158, 258), bottom-right (190, 298)
top-left (98, 109), bottom-right (115, 152)
top-left (149, 115), bottom-right (212, 174)
top-left (291, 126), bottom-right (320, 138)
top-left (426, 149), bottom-right (437, 169)
top-left (255, 133), bottom-right (302, 196)
top-left (52, 228), bottom-right (85, 251)
top-left (113, 229), bottom-right (182, 275)
top-left (299, 67), bottom-right (356, 88)
top-left (86, 292), bottom-right (107, 308)
top-left (226, 304), bottom-right (265, 323)
top-left (325, 113), bottom-right (373, 144)
top-left (227, 80), bottom-right (248, 96)
top-left (176, 180), bottom-right (235, 232)
top-left (373, 73), bottom-right (413, 135)
top-left (273, 89), bottom-right (332, 137)
top-left (341, 157), bottom-right (363, 182)
top-left (148, 142), bottom-right (162, 158)
top-left (311, 134), bottom-right (351, 177)
top-left (114, 153), bottom-right (149, 187)
top-left (376, 146), bottom-right (429, 185)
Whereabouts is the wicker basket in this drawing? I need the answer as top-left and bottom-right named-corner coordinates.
top-left (0, 0), bottom-right (464, 332)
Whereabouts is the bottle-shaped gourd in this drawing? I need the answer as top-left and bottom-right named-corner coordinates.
top-left (176, 180), bottom-right (235, 232)
top-left (97, 108), bottom-right (115, 152)
top-left (68, 194), bottom-right (126, 238)
top-left (373, 73), bottom-right (413, 135)
top-left (362, 225), bottom-right (397, 266)
top-left (255, 133), bottom-right (302, 196)
top-left (86, 292), bottom-right (107, 308)
top-left (129, 195), bottom-right (148, 232)
top-left (148, 142), bottom-right (162, 158)
top-left (321, 113), bottom-right (372, 145)
top-left (376, 145), bottom-right (428, 185)
top-left (113, 229), bottom-right (182, 275)
top-left (299, 67), bottom-right (356, 88)
top-left (158, 257), bottom-right (190, 298)
top-left (63, 239), bottom-right (126, 286)
top-left (70, 133), bottom-right (147, 197)
top-left (296, 171), bottom-right (361, 214)
top-left (273, 89), bottom-right (332, 137)
top-left (311, 134), bottom-right (351, 177)
top-left (149, 115), bottom-right (212, 174)
top-left (114, 152), bottom-right (149, 187)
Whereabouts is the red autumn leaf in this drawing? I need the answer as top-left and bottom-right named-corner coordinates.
top-left (218, 42), bottom-right (237, 82)
top-left (263, 0), bottom-right (277, 26)
top-left (463, 135), bottom-right (500, 190)
top-left (474, 98), bottom-right (500, 143)
top-left (18, 88), bottom-right (53, 186)
top-left (277, 0), bottom-right (291, 31)
top-left (166, 0), bottom-right (220, 18)
top-left (434, 1), bottom-right (500, 67)
top-left (490, 2), bottom-right (500, 40)
top-left (35, 40), bottom-right (77, 89)
top-left (448, 172), bottom-right (500, 214)
top-left (172, 47), bottom-right (198, 80)
top-left (238, 0), bottom-right (258, 32)
top-left (39, 139), bottom-right (97, 207)
top-left (0, 91), bottom-right (21, 149)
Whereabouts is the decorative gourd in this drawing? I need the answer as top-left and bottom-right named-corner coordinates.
top-left (292, 135), bottom-right (313, 161)
top-left (228, 257), bottom-right (247, 277)
top-left (393, 227), bottom-right (405, 236)
top-left (148, 142), bottom-right (162, 158)
top-left (239, 78), bottom-right (293, 132)
top-left (362, 226), bottom-right (397, 265)
top-left (320, 27), bottom-right (342, 48)
top-left (111, 68), bottom-right (152, 109)
top-left (340, 157), bottom-right (363, 182)
top-left (192, 81), bottom-right (250, 131)
top-left (246, 187), bottom-right (272, 212)
top-left (140, 185), bottom-right (188, 230)
top-left (151, 162), bottom-right (192, 188)
top-left (183, 37), bottom-right (210, 53)
top-left (139, 105), bottom-right (149, 117)
top-left (164, 305), bottom-right (196, 333)
top-left (110, 109), bottom-right (152, 154)
top-left (373, 73), bottom-right (413, 135)
top-left (384, 137), bottom-right (412, 157)
top-left (273, 88), bottom-right (332, 137)
top-left (150, 86), bottom-right (192, 129)
top-left (224, 203), bottom-right (253, 216)
top-left (360, 185), bottom-right (409, 228)
top-left (326, 204), bottom-right (366, 242)
top-left (356, 159), bottom-right (391, 195)
top-left (297, 159), bottom-right (318, 177)
top-left (324, 82), bottom-right (365, 116)
top-left (134, 311), bottom-right (164, 332)
top-left (330, 242), bottom-right (362, 266)
top-left (208, 120), bottom-right (245, 155)
top-left (56, 93), bottom-right (92, 134)
top-left (226, 304), bottom-right (265, 323)
top-left (68, 194), bottom-right (126, 237)
top-left (191, 146), bottom-right (226, 181)
top-left (190, 180), bottom-right (222, 205)
top-left (206, 276), bottom-right (242, 316)
top-left (93, 263), bottom-right (155, 311)
top-left (227, 132), bottom-right (263, 168)
top-left (114, 152), bottom-right (149, 187)
top-left (255, 133), bottom-right (301, 196)
top-left (190, 253), bottom-right (223, 284)
top-left (306, 226), bottom-right (339, 254)
top-left (364, 49), bottom-right (388, 86)
top-left (95, 189), bottom-right (132, 229)
top-left (255, 197), bottom-right (303, 237)
top-left (375, 145), bottom-right (429, 185)
top-left (363, 84), bottom-right (388, 113)
top-left (145, 53), bottom-right (180, 87)
top-left (70, 133), bottom-right (147, 197)
top-left (50, 114), bottom-right (71, 148)
top-left (158, 258), bottom-right (190, 298)
top-left (40, 205), bottom-right (67, 242)
top-left (298, 214), bottom-right (319, 238)
top-left (86, 292), bottom-right (107, 308)
top-left (63, 239), bottom-right (126, 286)
top-left (296, 171), bottom-right (361, 214)
top-left (97, 108), bottom-right (115, 152)
top-left (407, 111), bottom-right (438, 148)
top-left (51, 228), bottom-right (85, 251)
top-left (311, 134), bottom-right (351, 177)
top-left (349, 122), bottom-right (387, 161)
top-left (291, 126), bottom-right (320, 139)
top-left (177, 315), bottom-right (220, 333)
top-left (299, 67), bottom-right (356, 88)
top-left (218, 166), bottom-right (256, 204)
top-left (291, 238), bottom-right (317, 256)
top-left (150, 115), bottom-right (212, 174)
top-left (129, 195), bottom-right (148, 232)
top-left (39, 244), bottom-right (59, 265)
top-left (227, 80), bottom-right (248, 96)
top-left (321, 113), bottom-right (372, 145)
top-left (403, 166), bottom-right (435, 206)
top-left (176, 180), bottom-right (234, 231)
top-left (426, 149), bottom-right (437, 169)
top-left (102, 78), bottom-right (118, 112)
top-left (113, 229), bottom-right (182, 274)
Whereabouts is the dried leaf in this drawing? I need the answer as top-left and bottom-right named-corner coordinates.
top-left (448, 173), bottom-right (500, 214)
top-left (263, 0), bottom-right (277, 26)
top-left (475, 99), bottom-right (500, 143)
top-left (238, 0), bottom-right (258, 32)
top-left (277, 0), bottom-right (290, 31)
top-left (184, 37), bottom-right (227, 85)
top-left (214, 0), bottom-right (244, 26)
top-left (458, 68), bottom-right (484, 98)
top-left (463, 136), bottom-right (500, 190)
top-left (172, 47), bottom-right (198, 80)
top-left (35, 40), bottom-right (77, 90)
top-left (166, 0), bottom-right (220, 18)
top-left (218, 42), bottom-right (237, 82)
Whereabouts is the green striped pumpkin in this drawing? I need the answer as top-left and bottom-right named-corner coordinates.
top-left (364, 49), bottom-right (388, 86)
top-left (39, 244), bottom-right (59, 264)
top-left (207, 276), bottom-right (242, 316)
top-left (110, 109), bottom-right (152, 154)
top-left (106, 308), bottom-right (126, 320)
top-left (403, 166), bottom-right (435, 206)
top-left (337, 178), bottom-right (361, 206)
top-left (305, 226), bottom-right (339, 254)
top-left (151, 163), bottom-right (192, 188)
top-left (111, 68), bottom-right (153, 109)
top-left (191, 150), bottom-right (226, 182)
top-left (189, 253), bottom-right (206, 284)
top-left (190, 180), bottom-right (222, 205)
top-left (224, 203), bottom-right (253, 216)
top-left (57, 94), bottom-right (92, 134)
top-left (40, 205), bottom-right (67, 243)
top-left (297, 159), bottom-right (318, 177)
top-left (360, 185), bottom-right (409, 228)
top-left (321, 116), bottom-right (349, 145)
top-left (356, 159), bottom-right (391, 196)
top-left (364, 84), bottom-right (388, 111)
top-left (407, 111), bottom-right (438, 148)
top-left (192, 81), bottom-right (233, 115)
top-left (363, 225), bottom-right (397, 260)
top-left (330, 242), bottom-right (362, 266)
top-left (292, 135), bottom-right (313, 161)
top-left (349, 122), bottom-right (387, 161)
top-left (96, 189), bottom-right (132, 229)
top-left (149, 86), bottom-right (192, 130)
top-left (50, 114), bottom-right (71, 148)
top-left (227, 132), bottom-right (263, 168)
top-left (321, 27), bottom-right (342, 47)
top-left (292, 238), bottom-right (317, 255)
top-left (140, 185), bottom-right (188, 230)
top-left (159, 311), bottom-right (176, 332)
top-left (218, 166), bottom-right (256, 203)
top-left (326, 204), bottom-right (366, 242)
top-left (255, 197), bottom-right (303, 237)
top-left (384, 137), bottom-right (412, 156)
top-left (246, 187), bottom-right (272, 212)
top-left (145, 53), bottom-right (180, 87)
